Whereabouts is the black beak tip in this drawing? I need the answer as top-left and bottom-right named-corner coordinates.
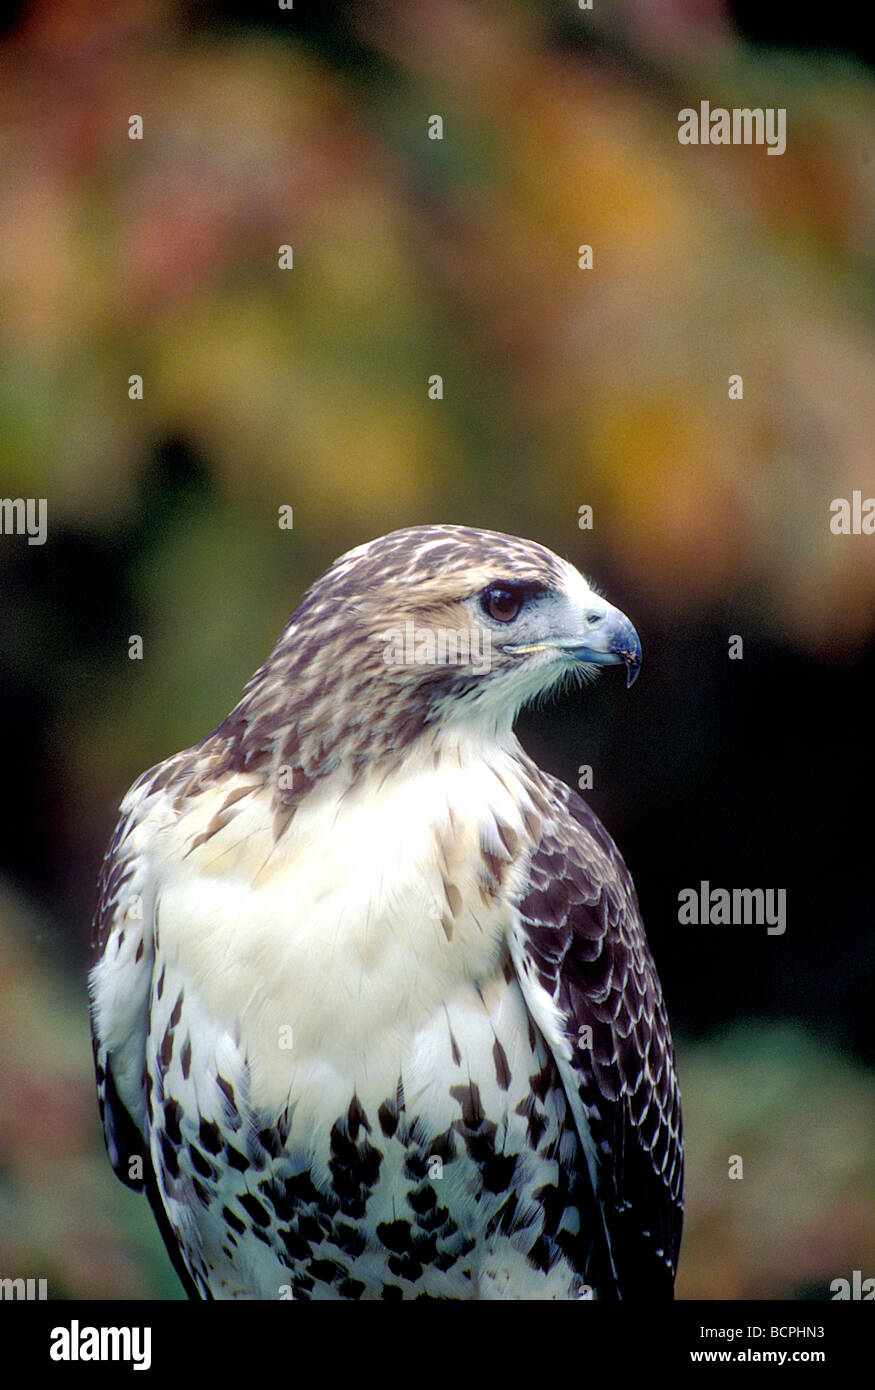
top-left (623, 651), bottom-right (641, 688)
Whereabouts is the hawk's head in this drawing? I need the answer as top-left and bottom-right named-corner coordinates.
top-left (224, 525), bottom-right (640, 790)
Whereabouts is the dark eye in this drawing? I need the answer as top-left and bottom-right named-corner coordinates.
top-left (481, 585), bottom-right (524, 624)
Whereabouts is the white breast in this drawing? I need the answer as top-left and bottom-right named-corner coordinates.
top-left (145, 745), bottom-right (535, 1119)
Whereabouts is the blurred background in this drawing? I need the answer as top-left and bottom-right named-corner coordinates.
top-left (0, 0), bottom-right (873, 1300)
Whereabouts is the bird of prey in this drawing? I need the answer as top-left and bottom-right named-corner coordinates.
top-left (90, 524), bottom-right (682, 1300)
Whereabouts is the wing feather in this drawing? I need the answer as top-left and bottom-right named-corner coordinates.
top-left (90, 772), bottom-right (202, 1299)
top-left (511, 771), bottom-right (683, 1298)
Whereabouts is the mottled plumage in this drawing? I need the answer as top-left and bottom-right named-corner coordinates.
top-left (90, 524), bottom-right (682, 1299)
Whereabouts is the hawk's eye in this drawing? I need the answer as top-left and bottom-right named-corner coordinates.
top-left (481, 585), bottom-right (524, 624)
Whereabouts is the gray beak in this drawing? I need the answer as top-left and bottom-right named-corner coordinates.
top-left (558, 605), bottom-right (642, 687)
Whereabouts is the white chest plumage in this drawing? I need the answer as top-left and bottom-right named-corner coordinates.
top-left (112, 749), bottom-right (583, 1298)
top-left (146, 749), bottom-right (532, 1114)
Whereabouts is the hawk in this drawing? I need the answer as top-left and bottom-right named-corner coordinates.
top-left (90, 524), bottom-right (682, 1300)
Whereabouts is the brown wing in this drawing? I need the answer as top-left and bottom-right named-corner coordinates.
top-left (90, 774), bottom-right (203, 1299)
top-left (512, 773), bottom-right (683, 1298)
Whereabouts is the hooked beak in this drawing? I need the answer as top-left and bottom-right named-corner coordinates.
top-left (504, 598), bottom-right (642, 687)
top-left (557, 604), bottom-right (642, 687)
